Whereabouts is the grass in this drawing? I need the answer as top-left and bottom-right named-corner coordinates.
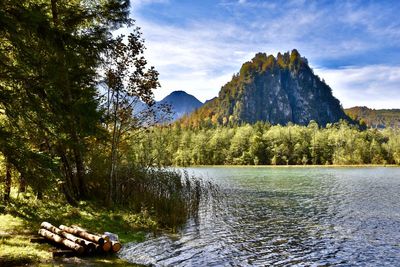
top-left (0, 214), bottom-right (50, 266)
top-left (0, 191), bottom-right (158, 266)
top-left (0, 168), bottom-right (207, 266)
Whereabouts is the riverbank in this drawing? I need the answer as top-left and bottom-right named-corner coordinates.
top-left (0, 196), bottom-right (156, 266)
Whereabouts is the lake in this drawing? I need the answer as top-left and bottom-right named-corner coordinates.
top-left (120, 167), bottom-right (400, 266)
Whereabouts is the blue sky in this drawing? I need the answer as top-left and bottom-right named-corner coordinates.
top-left (123, 0), bottom-right (400, 108)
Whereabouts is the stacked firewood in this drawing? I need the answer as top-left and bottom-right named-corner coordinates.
top-left (37, 222), bottom-right (122, 255)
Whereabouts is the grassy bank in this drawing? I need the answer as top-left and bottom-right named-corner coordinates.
top-left (0, 194), bottom-right (157, 266)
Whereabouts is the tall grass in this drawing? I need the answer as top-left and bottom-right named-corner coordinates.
top-left (86, 163), bottom-right (216, 230)
top-left (116, 167), bottom-right (216, 229)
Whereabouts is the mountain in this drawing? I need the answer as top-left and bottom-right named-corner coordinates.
top-left (345, 106), bottom-right (400, 128)
top-left (182, 50), bottom-right (350, 126)
top-left (158, 91), bottom-right (203, 121)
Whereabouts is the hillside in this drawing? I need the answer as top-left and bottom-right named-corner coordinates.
top-left (345, 106), bottom-right (400, 128)
top-left (181, 50), bottom-right (350, 127)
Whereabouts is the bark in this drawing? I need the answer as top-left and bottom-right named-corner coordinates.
top-left (18, 174), bottom-right (26, 193)
top-left (73, 145), bottom-right (87, 199)
top-left (3, 161), bottom-right (11, 203)
top-left (50, 0), bottom-right (59, 26)
top-left (40, 222), bottom-right (93, 248)
top-left (36, 190), bottom-right (43, 200)
top-left (58, 146), bottom-right (78, 206)
top-left (59, 225), bottom-right (104, 245)
top-left (38, 228), bottom-right (85, 254)
top-left (107, 90), bottom-right (120, 206)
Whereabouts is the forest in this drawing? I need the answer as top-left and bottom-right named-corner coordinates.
top-left (133, 121), bottom-right (400, 166)
top-left (0, 0), bottom-right (201, 240)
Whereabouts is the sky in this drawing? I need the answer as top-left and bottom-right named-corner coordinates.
top-left (121, 0), bottom-right (400, 109)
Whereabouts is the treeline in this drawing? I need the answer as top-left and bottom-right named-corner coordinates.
top-left (132, 121), bottom-right (400, 166)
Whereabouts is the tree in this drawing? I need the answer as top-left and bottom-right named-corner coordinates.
top-left (0, 0), bottom-right (131, 204)
top-left (100, 29), bottom-right (160, 205)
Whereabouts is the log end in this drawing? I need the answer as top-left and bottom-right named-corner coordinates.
top-left (102, 241), bottom-right (112, 252)
top-left (112, 242), bottom-right (122, 253)
top-left (76, 246), bottom-right (85, 255)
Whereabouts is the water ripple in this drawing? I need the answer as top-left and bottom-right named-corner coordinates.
top-left (119, 167), bottom-right (400, 266)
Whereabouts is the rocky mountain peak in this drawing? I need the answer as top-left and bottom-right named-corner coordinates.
top-left (182, 50), bottom-right (350, 126)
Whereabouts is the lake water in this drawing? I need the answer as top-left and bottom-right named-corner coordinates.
top-left (119, 167), bottom-right (400, 266)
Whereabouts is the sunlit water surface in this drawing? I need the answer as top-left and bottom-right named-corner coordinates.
top-left (119, 167), bottom-right (400, 266)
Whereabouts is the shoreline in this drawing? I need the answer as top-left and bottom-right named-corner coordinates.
top-left (174, 164), bottom-right (400, 168)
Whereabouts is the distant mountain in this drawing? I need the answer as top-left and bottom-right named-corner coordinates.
top-left (182, 50), bottom-right (350, 126)
top-left (345, 106), bottom-right (400, 128)
top-left (158, 91), bottom-right (203, 121)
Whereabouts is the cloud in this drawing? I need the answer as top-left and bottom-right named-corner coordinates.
top-left (119, 18), bottom-right (256, 101)
top-left (123, 0), bottom-right (400, 107)
top-left (315, 65), bottom-right (400, 109)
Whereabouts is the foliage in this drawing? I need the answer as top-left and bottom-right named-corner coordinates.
top-left (132, 121), bottom-right (400, 166)
top-left (100, 31), bottom-right (160, 206)
top-left (345, 106), bottom-right (400, 129)
top-left (0, 0), bottom-right (204, 236)
top-left (0, 0), bottom-right (131, 203)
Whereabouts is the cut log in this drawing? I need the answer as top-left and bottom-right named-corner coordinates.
top-left (111, 241), bottom-right (122, 253)
top-left (38, 229), bottom-right (84, 254)
top-left (71, 224), bottom-right (110, 242)
top-left (95, 244), bottom-right (103, 253)
top-left (81, 239), bottom-right (96, 253)
top-left (102, 234), bottom-right (110, 242)
top-left (59, 225), bottom-right (104, 245)
top-left (71, 225), bottom-right (110, 242)
top-left (41, 222), bottom-right (96, 252)
top-left (71, 225), bottom-right (88, 232)
top-left (41, 222), bottom-right (63, 235)
top-left (102, 241), bottom-right (112, 252)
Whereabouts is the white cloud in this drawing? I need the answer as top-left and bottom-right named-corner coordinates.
top-left (315, 65), bottom-right (400, 109)
top-left (119, 18), bottom-right (256, 101)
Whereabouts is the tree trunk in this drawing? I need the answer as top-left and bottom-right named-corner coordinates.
top-left (3, 161), bottom-right (11, 203)
top-left (51, 0), bottom-right (87, 202)
top-left (58, 146), bottom-right (78, 206)
top-left (36, 190), bottom-right (43, 200)
top-left (50, 0), bottom-right (59, 26)
top-left (18, 174), bottom-right (26, 193)
top-left (74, 145), bottom-right (87, 199)
top-left (107, 90), bottom-right (120, 207)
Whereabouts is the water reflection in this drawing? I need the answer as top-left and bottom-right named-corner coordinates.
top-left (119, 167), bottom-right (400, 266)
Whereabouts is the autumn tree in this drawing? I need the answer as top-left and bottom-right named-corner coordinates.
top-left (101, 32), bottom-right (160, 206)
